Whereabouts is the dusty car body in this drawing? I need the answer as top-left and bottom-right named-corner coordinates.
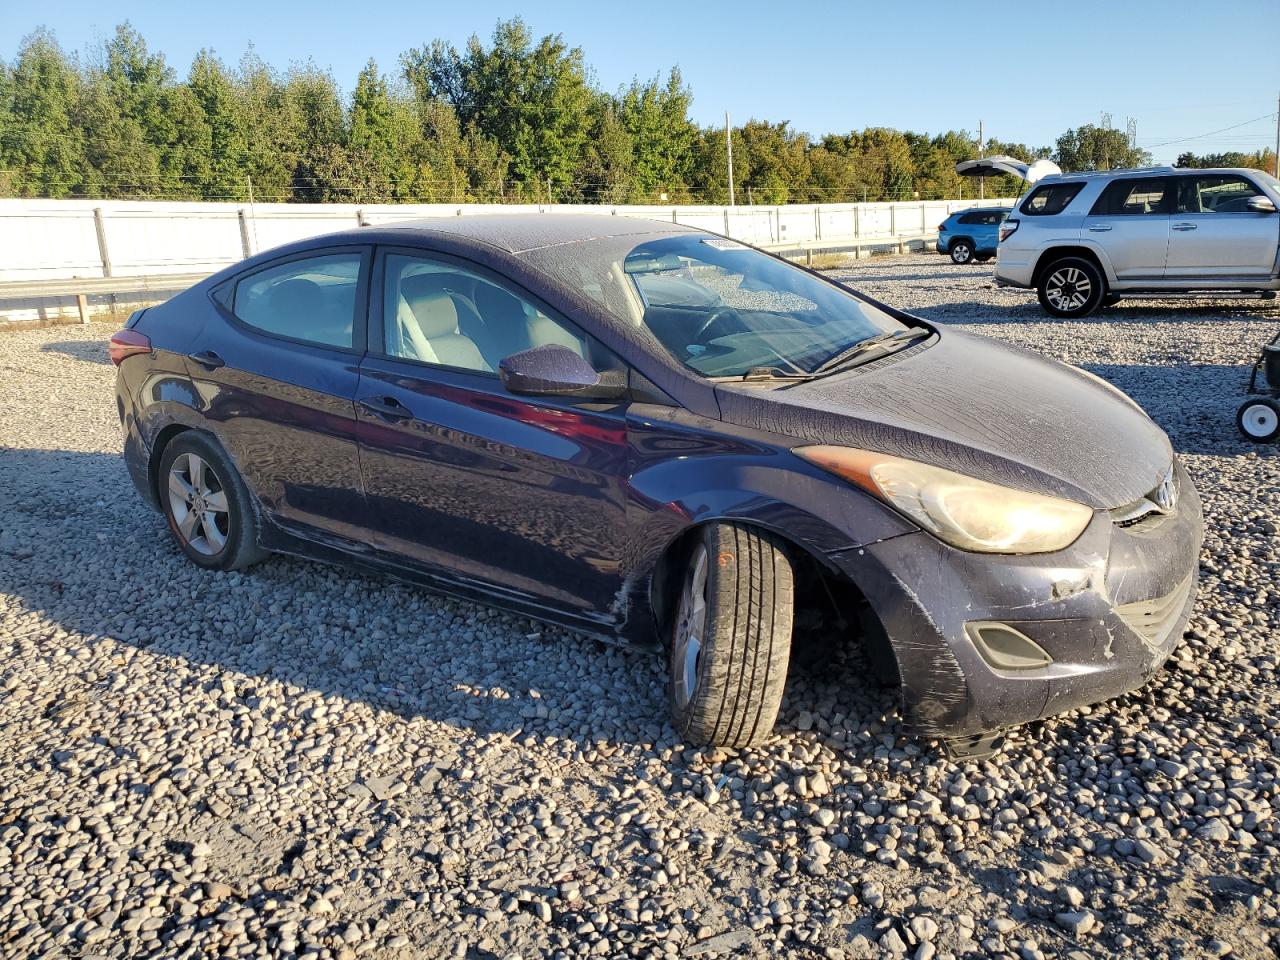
top-left (113, 214), bottom-right (1203, 751)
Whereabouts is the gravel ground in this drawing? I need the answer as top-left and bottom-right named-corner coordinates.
top-left (1, 255), bottom-right (1278, 960)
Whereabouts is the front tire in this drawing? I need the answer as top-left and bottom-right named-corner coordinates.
top-left (160, 432), bottom-right (268, 571)
top-left (669, 523), bottom-right (795, 748)
top-left (1237, 398), bottom-right (1280, 443)
top-left (1037, 257), bottom-right (1106, 318)
top-left (949, 240), bottom-right (974, 265)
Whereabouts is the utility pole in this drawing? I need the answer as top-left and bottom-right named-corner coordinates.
top-left (726, 111), bottom-right (735, 207)
top-left (245, 175), bottom-right (259, 254)
top-left (978, 120), bottom-right (984, 200)
top-left (1274, 92), bottom-right (1279, 178)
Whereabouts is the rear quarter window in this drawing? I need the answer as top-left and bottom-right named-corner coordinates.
top-left (1020, 183), bottom-right (1086, 216)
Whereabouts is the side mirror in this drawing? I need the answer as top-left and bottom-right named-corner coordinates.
top-left (1247, 195), bottom-right (1277, 213)
top-left (499, 345), bottom-right (621, 399)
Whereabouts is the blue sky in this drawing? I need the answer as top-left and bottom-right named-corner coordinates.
top-left (4, 0), bottom-right (1277, 164)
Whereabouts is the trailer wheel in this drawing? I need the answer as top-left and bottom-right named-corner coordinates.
top-left (1237, 398), bottom-right (1280, 443)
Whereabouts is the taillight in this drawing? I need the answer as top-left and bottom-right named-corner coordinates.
top-left (998, 219), bottom-right (1020, 243)
top-left (109, 329), bottom-right (151, 365)
top-left (938, 222), bottom-right (947, 231)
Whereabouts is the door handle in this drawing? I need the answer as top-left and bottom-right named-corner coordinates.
top-left (1087, 224), bottom-right (1113, 232)
top-left (187, 350), bottom-right (225, 370)
top-left (358, 396), bottom-right (414, 422)
top-left (1172, 222), bottom-right (1198, 231)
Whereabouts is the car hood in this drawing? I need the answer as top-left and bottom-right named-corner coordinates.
top-left (713, 328), bottom-right (1173, 510)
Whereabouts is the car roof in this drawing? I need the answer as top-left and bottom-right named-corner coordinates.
top-left (950, 206), bottom-right (1011, 214)
top-left (1038, 165), bottom-right (1265, 183)
top-left (376, 213), bottom-right (703, 254)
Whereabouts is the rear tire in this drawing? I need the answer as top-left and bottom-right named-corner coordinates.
top-left (949, 240), bottom-right (974, 265)
top-left (160, 432), bottom-right (268, 571)
top-left (1237, 398), bottom-right (1280, 443)
top-left (1037, 257), bottom-right (1106, 318)
top-left (669, 523), bottom-right (795, 748)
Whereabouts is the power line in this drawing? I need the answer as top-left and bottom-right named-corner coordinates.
top-left (1140, 111), bottom-right (1279, 149)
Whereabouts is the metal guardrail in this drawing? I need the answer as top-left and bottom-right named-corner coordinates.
top-left (0, 232), bottom-right (942, 324)
top-left (0, 273), bottom-right (212, 324)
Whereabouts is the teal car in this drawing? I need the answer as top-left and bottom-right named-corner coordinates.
top-left (936, 207), bottom-right (1009, 264)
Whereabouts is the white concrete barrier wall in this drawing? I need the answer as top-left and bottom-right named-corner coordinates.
top-left (0, 197), bottom-right (1016, 285)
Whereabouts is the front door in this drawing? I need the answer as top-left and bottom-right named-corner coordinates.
top-left (354, 249), bottom-right (630, 623)
top-left (1082, 176), bottom-right (1173, 281)
top-left (192, 247), bottom-right (371, 544)
top-left (1167, 174), bottom-right (1280, 278)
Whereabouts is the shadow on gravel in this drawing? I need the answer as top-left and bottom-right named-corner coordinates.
top-left (0, 445), bottom-right (901, 755)
top-left (39, 340), bottom-right (112, 364)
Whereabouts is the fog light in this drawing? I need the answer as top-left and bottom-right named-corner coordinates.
top-left (965, 622), bottom-right (1053, 671)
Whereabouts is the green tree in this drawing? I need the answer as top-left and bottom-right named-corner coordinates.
top-left (1, 30), bottom-right (85, 197)
top-left (1055, 124), bottom-right (1150, 172)
top-left (618, 69), bottom-right (695, 201)
top-left (187, 50), bottom-right (248, 199)
top-left (281, 65), bottom-right (347, 201)
top-left (404, 18), bottom-right (593, 198)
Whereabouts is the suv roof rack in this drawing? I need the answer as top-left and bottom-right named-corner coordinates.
top-left (1043, 165), bottom-right (1177, 181)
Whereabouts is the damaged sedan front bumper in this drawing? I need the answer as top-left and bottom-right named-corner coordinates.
top-left (828, 459), bottom-right (1204, 739)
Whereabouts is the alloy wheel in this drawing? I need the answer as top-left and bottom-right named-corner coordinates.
top-left (672, 542), bottom-right (709, 710)
top-left (951, 243), bottom-right (971, 264)
top-left (1045, 266), bottom-right (1093, 312)
top-left (167, 452), bottom-right (230, 556)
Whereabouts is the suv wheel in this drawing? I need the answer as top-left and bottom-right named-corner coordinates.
top-left (669, 523), bottom-right (794, 748)
top-left (1037, 257), bottom-right (1106, 318)
top-left (1237, 398), bottom-right (1280, 443)
top-left (949, 240), bottom-right (974, 265)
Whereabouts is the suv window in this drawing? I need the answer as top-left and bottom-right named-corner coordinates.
top-left (1089, 177), bottom-right (1172, 216)
top-left (957, 212), bottom-right (982, 225)
top-left (1020, 183), bottom-right (1085, 216)
top-left (1178, 174), bottom-right (1263, 214)
top-left (382, 253), bottom-right (595, 374)
top-left (982, 211), bottom-right (1007, 225)
top-left (233, 253), bottom-right (360, 348)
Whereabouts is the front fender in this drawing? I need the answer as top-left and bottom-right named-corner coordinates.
top-left (615, 404), bottom-right (916, 644)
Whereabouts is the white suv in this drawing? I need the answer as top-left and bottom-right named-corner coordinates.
top-left (995, 167), bottom-right (1280, 317)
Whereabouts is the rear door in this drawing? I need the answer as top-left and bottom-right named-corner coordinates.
top-left (192, 247), bottom-right (372, 544)
top-left (354, 247), bottom-right (631, 621)
top-left (1167, 173), bottom-right (1280, 278)
top-left (1083, 176), bottom-right (1173, 280)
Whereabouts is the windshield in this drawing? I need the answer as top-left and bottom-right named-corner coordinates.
top-left (526, 234), bottom-right (906, 378)
top-left (1255, 170), bottom-right (1280, 192)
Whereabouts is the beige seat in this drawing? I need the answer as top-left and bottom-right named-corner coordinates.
top-left (400, 274), bottom-right (489, 371)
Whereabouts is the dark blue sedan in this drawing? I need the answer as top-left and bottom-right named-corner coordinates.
top-left (111, 215), bottom-right (1202, 756)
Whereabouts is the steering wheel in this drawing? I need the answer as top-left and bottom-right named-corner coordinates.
top-left (691, 304), bottom-right (739, 343)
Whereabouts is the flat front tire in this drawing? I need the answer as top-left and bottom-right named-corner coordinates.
top-left (160, 432), bottom-right (268, 571)
top-left (669, 523), bottom-right (795, 748)
top-left (1037, 257), bottom-right (1106, 318)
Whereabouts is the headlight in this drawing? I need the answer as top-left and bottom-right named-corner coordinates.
top-left (795, 446), bottom-right (1092, 554)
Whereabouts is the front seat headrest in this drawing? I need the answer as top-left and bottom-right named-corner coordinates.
top-left (401, 274), bottom-right (460, 339)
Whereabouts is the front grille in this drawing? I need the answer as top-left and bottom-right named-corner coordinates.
top-left (1110, 462), bottom-right (1178, 529)
top-left (1114, 573), bottom-right (1195, 647)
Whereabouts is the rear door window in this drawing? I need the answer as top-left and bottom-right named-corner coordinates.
top-left (233, 253), bottom-right (363, 349)
top-left (1020, 183), bottom-right (1085, 216)
top-left (1089, 177), bottom-right (1172, 216)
